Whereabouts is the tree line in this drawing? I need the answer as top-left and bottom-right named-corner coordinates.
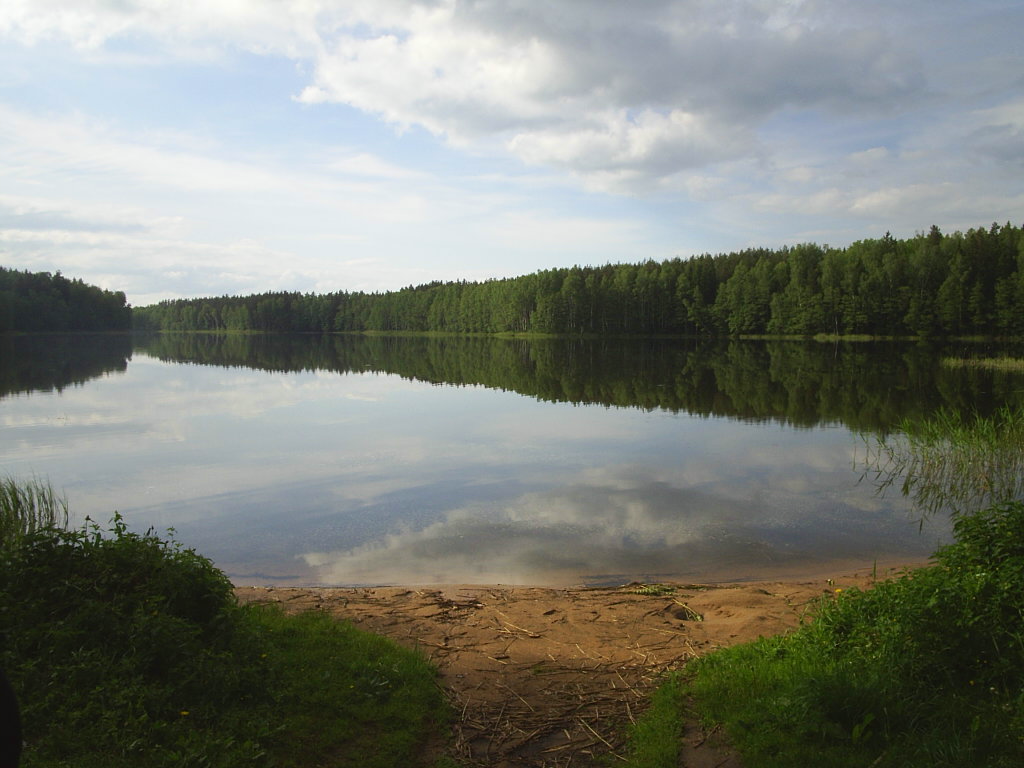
top-left (0, 268), bottom-right (132, 333)
top-left (131, 333), bottom-right (1024, 433)
top-left (133, 223), bottom-right (1024, 337)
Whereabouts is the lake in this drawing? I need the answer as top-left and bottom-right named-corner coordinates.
top-left (3, 333), bottom-right (1021, 587)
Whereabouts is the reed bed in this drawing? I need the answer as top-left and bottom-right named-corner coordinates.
top-left (863, 406), bottom-right (1024, 518)
top-left (0, 474), bottom-right (68, 549)
top-left (941, 356), bottom-right (1024, 372)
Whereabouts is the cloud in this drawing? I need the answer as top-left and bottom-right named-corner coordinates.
top-left (0, 195), bottom-right (153, 234)
top-left (508, 109), bottom-right (755, 193)
top-left (0, 1), bottom-right (934, 190)
top-left (0, 91), bottom-right (661, 301)
top-left (288, 1), bottom-right (932, 191)
top-left (327, 152), bottom-right (431, 180)
top-left (1, 0), bottom-right (1022, 296)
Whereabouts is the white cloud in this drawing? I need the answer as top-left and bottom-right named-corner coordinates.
top-left (1, 0), bottom-right (1022, 299)
top-left (509, 109), bottom-right (755, 193)
top-left (0, 98), bottom-right (656, 301)
top-left (326, 151), bottom-right (430, 180)
top-left (0, 1), bottom-right (938, 187)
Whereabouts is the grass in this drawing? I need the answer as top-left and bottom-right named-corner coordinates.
top-left (619, 671), bottom-right (687, 768)
top-left (0, 485), bottom-right (452, 768)
top-left (0, 473), bottom-right (68, 549)
top-left (863, 405), bottom-right (1024, 518)
top-left (253, 607), bottom-right (447, 768)
top-left (620, 406), bottom-right (1024, 767)
top-left (942, 356), bottom-right (1024, 372)
top-left (684, 503), bottom-right (1024, 766)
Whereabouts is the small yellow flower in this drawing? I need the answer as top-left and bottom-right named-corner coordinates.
top-left (835, 588), bottom-right (843, 593)
top-left (180, 710), bottom-right (190, 716)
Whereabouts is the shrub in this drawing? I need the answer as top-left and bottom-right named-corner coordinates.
top-left (0, 515), bottom-right (272, 766)
top-left (686, 501), bottom-right (1024, 767)
top-left (0, 506), bottom-right (450, 767)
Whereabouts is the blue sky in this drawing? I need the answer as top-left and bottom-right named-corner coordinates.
top-left (1, 1), bottom-right (1022, 306)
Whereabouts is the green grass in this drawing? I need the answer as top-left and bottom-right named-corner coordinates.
top-left (0, 473), bottom-right (68, 549)
top-left (637, 501), bottom-right (1024, 768)
top-left (942, 356), bottom-right (1024, 372)
top-left (0, 486), bottom-right (452, 767)
top-left (619, 671), bottom-right (687, 768)
top-left (863, 405), bottom-right (1024, 518)
top-left (257, 607), bottom-right (447, 768)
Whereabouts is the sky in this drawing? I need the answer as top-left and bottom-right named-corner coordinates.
top-left (1, 1), bottom-right (1022, 307)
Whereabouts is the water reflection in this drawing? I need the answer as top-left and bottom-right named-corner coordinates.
top-left (302, 461), bottom-right (939, 586)
top-left (0, 334), bottom-right (989, 585)
top-left (0, 333), bottom-right (131, 398)
top-left (136, 333), bottom-right (1024, 430)
top-left (7, 333), bottom-right (1024, 431)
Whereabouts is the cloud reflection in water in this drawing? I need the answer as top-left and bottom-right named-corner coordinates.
top-left (302, 462), bottom-right (941, 587)
top-left (0, 354), bottom-right (948, 586)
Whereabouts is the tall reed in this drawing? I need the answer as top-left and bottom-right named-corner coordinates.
top-left (0, 475), bottom-right (69, 549)
top-left (941, 356), bottom-right (1024, 372)
top-left (863, 406), bottom-right (1024, 518)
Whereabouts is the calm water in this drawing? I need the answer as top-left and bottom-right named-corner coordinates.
top-left (3, 333), bottom-right (1021, 587)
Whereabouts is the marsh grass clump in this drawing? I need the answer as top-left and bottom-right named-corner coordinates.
top-left (0, 474), bottom-right (68, 548)
top-left (863, 406), bottom-right (1024, 519)
top-left (941, 356), bottom-right (1024, 373)
top-left (0, 485), bottom-right (449, 768)
top-left (630, 583), bottom-right (676, 596)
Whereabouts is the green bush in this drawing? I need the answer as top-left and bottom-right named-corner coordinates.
top-left (0, 515), bottom-right (273, 766)
top-left (0, 510), bottom-right (450, 767)
top-left (685, 501), bottom-right (1024, 767)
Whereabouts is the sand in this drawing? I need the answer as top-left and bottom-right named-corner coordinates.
top-left (234, 562), bottom-right (919, 768)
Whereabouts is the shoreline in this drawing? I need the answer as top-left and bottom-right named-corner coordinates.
top-left (236, 559), bottom-right (924, 767)
top-left (230, 555), bottom-right (932, 592)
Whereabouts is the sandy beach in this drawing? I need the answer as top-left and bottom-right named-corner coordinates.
top-left (235, 560), bottom-right (921, 767)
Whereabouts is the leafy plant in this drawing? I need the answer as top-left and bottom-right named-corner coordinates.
top-left (1, 514), bottom-right (272, 766)
top-left (0, 488), bottom-right (451, 767)
top-left (680, 501), bottom-right (1024, 767)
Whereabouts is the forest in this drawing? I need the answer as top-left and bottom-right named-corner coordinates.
top-left (0, 267), bottom-right (132, 332)
top-left (131, 333), bottom-right (1024, 433)
top-left (133, 222), bottom-right (1024, 337)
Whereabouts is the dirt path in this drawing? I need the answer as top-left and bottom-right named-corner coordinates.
top-left (235, 564), bottom-right (910, 767)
